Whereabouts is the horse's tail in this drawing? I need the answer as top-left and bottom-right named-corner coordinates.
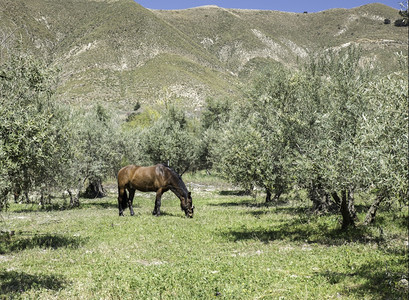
top-left (121, 190), bottom-right (128, 210)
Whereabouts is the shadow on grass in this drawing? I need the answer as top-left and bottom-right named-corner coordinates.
top-left (12, 199), bottom-right (119, 213)
top-left (81, 200), bottom-right (119, 210)
top-left (157, 211), bottom-right (186, 218)
top-left (208, 199), bottom-right (291, 208)
top-left (320, 256), bottom-right (407, 299)
top-left (0, 233), bottom-right (86, 255)
top-left (219, 190), bottom-right (252, 196)
top-left (222, 216), bottom-right (387, 246)
top-left (11, 202), bottom-right (67, 214)
top-left (209, 199), bottom-right (256, 207)
top-left (0, 270), bottom-right (68, 296)
top-left (222, 213), bottom-right (407, 298)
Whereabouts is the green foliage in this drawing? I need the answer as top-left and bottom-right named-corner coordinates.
top-left (138, 105), bottom-right (201, 174)
top-left (0, 53), bottom-right (69, 210)
top-left (208, 46), bottom-right (408, 227)
top-left (211, 65), bottom-right (303, 196)
top-left (63, 105), bottom-right (125, 205)
top-left (197, 97), bottom-right (232, 170)
top-left (210, 120), bottom-right (264, 191)
top-left (124, 107), bottom-right (160, 129)
top-left (0, 53), bottom-right (133, 209)
top-left (296, 47), bottom-right (408, 202)
top-left (356, 72), bottom-right (408, 202)
top-left (201, 97), bottom-right (231, 130)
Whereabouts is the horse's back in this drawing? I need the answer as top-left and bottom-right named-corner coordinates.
top-left (118, 164), bottom-right (164, 192)
top-left (118, 165), bottom-right (140, 186)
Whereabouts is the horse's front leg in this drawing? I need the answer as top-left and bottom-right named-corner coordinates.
top-left (128, 189), bottom-right (135, 216)
top-left (152, 189), bottom-right (163, 216)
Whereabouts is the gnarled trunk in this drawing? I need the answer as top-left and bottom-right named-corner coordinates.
top-left (84, 179), bottom-right (106, 198)
top-left (332, 189), bottom-right (357, 230)
top-left (265, 188), bottom-right (282, 203)
top-left (68, 177), bottom-right (88, 207)
top-left (309, 181), bottom-right (336, 213)
top-left (265, 189), bottom-right (272, 202)
top-left (364, 194), bottom-right (385, 225)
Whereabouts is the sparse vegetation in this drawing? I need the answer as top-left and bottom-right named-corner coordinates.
top-left (395, 0), bottom-right (408, 26)
top-left (0, 0), bottom-right (407, 109)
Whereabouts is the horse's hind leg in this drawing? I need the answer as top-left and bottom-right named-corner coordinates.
top-left (118, 187), bottom-right (127, 216)
top-left (128, 189), bottom-right (135, 216)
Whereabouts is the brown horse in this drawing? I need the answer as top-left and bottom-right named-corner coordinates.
top-left (117, 164), bottom-right (194, 217)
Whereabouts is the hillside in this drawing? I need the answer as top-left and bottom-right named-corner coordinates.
top-left (0, 0), bottom-right (407, 112)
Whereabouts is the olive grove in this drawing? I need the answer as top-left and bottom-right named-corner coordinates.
top-left (209, 47), bottom-right (408, 228)
top-left (0, 54), bottom-right (127, 209)
top-left (1, 48), bottom-right (407, 230)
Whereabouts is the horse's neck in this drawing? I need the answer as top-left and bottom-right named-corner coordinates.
top-left (168, 174), bottom-right (186, 198)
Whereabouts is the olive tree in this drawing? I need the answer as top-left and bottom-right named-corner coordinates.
top-left (210, 118), bottom-right (265, 193)
top-left (0, 53), bottom-right (69, 209)
top-left (63, 105), bottom-right (125, 206)
top-left (358, 71), bottom-right (408, 224)
top-left (211, 65), bottom-right (301, 200)
top-left (138, 105), bottom-right (201, 175)
top-left (296, 47), bottom-right (408, 228)
top-left (211, 47), bottom-right (407, 229)
top-left (199, 97), bottom-right (232, 171)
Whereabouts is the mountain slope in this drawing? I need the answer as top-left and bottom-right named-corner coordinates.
top-left (0, 0), bottom-right (406, 111)
top-left (154, 3), bottom-right (406, 74)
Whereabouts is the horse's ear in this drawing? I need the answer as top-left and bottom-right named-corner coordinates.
top-left (180, 166), bottom-right (189, 177)
top-left (188, 192), bottom-right (191, 197)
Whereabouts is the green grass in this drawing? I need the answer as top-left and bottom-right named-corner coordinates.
top-left (0, 182), bottom-right (407, 299)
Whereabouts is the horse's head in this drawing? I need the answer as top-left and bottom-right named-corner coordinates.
top-left (181, 192), bottom-right (194, 218)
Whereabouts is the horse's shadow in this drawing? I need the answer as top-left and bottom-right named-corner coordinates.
top-left (152, 211), bottom-right (188, 218)
top-left (120, 210), bottom-right (184, 218)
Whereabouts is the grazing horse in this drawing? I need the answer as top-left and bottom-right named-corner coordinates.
top-left (117, 164), bottom-right (194, 217)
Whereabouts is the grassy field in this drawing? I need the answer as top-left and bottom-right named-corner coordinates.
top-left (0, 177), bottom-right (407, 299)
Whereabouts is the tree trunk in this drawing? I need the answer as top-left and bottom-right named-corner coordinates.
top-left (273, 191), bottom-right (282, 202)
top-left (331, 192), bottom-right (341, 207)
top-left (266, 188), bottom-right (282, 203)
top-left (332, 191), bottom-right (355, 230)
top-left (341, 190), bottom-right (355, 229)
top-left (40, 191), bottom-right (45, 207)
top-left (67, 190), bottom-right (80, 207)
top-left (265, 189), bottom-right (272, 203)
top-left (84, 179), bottom-right (106, 198)
top-left (309, 181), bottom-right (336, 213)
top-left (0, 188), bottom-right (10, 211)
top-left (68, 177), bottom-right (87, 207)
top-left (348, 187), bottom-right (358, 222)
top-left (364, 194), bottom-right (385, 225)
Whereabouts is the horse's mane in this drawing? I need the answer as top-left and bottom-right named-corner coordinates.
top-left (161, 164), bottom-right (187, 192)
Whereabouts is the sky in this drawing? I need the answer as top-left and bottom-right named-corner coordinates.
top-left (135, 0), bottom-right (404, 12)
